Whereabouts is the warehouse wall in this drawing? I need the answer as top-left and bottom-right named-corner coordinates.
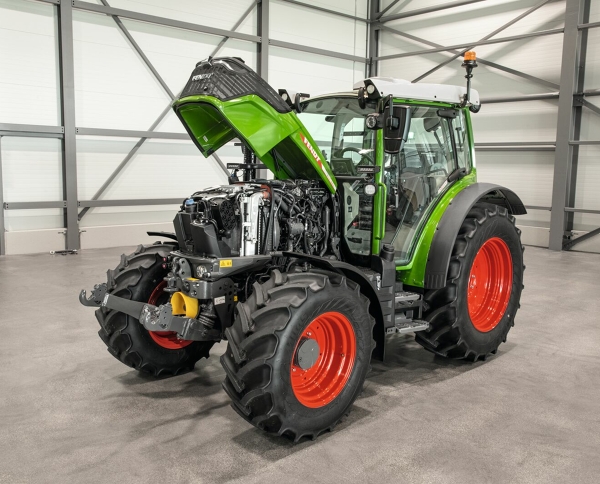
top-left (0, 0), bottom-right (367, 254)
top-left (378, 0), bottom-right (600, 252)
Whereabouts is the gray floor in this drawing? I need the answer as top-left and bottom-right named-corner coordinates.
top-left (1, 246), bottom-right (599, 484)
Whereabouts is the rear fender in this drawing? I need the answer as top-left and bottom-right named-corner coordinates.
top-left (424, 183), bottom-right (526, 290)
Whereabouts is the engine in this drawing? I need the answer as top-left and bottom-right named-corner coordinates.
top-left (173, 180), bottom-right (336, 259)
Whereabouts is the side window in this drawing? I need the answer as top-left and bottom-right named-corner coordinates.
top-left (454, 110), bottom-right (471, 170)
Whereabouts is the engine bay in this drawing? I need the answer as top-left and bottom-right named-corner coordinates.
top-left (172, 179), bottom-right (340, 260)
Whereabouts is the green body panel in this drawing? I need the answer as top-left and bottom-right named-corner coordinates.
top-left (173, 95), bottom-right (337, 192)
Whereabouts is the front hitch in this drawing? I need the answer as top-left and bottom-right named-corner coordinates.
top-left (79, 283), bottom-right (219, 342)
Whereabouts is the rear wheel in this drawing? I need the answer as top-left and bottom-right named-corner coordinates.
top-left (220, 269), bottom-right (374, 441)
top-left (95, 244), bottom-right (214, 376)
top-left (416, 203), bottom-right (524, 360)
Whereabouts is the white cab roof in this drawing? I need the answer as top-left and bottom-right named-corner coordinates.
top-left (353, 77), bottom-right (480, 106)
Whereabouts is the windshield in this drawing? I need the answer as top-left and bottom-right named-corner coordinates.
top-left (298, 96), bottom-right (377, 176)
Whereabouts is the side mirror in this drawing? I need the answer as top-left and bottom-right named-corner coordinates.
top-left (383, 100), bottom-right (410, 154)
top-left (424, 117), bottom-right (441, 133)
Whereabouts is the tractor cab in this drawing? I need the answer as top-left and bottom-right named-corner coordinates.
top-left (298, 83), bottom-right (477, 266)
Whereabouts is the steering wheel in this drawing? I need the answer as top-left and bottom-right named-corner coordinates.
top-left (338, 147), bottom-right (375, 167)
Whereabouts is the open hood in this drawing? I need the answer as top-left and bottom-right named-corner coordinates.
top-left (172, 58), bottom-right (337, 192)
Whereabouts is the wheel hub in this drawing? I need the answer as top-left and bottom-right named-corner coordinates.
top-left (295, 338), bottom-right (320, 370)
top-left (290, 311), bottom-right (356, 408)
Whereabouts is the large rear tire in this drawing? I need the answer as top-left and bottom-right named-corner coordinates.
top-left (220, 269), bottom-right (375, 441)
top-left (95, 244), bottom-right (214, 376)
top-left (416, 203), bottom-right (524, 361)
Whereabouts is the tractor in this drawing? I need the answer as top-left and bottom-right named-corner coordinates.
top-left (80, 52), bottom-right (525, 441)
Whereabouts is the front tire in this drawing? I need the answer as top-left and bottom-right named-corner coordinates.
top-left (416, 203), bottom-right (524, 360)
top-left (95, 244), bottom-right (214, 376)
top-left (220, 269), bottom-right (375, 441)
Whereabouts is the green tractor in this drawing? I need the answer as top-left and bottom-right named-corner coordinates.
top-left (80, 52), bottom-right (525, 441)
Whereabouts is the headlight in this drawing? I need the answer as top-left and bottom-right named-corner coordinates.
top-left (364, 184), bottom-right (377, 196)
top-left (196, 265), bottom-right (207, 277)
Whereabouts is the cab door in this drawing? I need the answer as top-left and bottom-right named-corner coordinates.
top-left (382, 106), bottom-right (472, 264)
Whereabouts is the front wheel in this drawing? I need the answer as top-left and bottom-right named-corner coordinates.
top-left (220, 270), bottom-right (375, 441)
top-left (95, 244), bottom-right (214, 376)
top-left (416, 203), bottom-right (524, 360)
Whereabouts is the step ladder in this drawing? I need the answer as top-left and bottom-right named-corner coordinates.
top-left (386, 291), bottom-right (429, 334)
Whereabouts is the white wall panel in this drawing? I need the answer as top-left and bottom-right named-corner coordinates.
top-left (476, 151), bottom-right (554, 228)
top-left (583, 28), bottom-right (600, 90)
top-left (77, 137), bottom-right (228, 227)
top-left (472, 100), bottom-right (558, 142)
top-left (271, 0), bottom-right (366, 57)
top-left (105, 0), bottom-right (258, 36)
top-left (573, 146), bottom-right (600, 231)
top-left (269, 47), bottom-right (362, 96)
top-left (1, 137), bottom-right (63, 202)
top-left (0, 0), bottom-right (59, 126)
top-left (73, 11), bottom-right (170, 130)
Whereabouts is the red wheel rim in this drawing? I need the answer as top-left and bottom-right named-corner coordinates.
top-left (467, 237), bottom-right (513, 332)
top-left (290, 312), bottom-right (356, 408)
top-left (146, 281), bottom-right (193, 350)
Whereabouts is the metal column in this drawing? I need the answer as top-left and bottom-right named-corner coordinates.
top-left (57, 1), bottom-right (80, 250)
top-left (0, 136), bottom-right (5, 256)
top-left (549, 0), bottom-right (585, 250)
top-left (257, 0), bottom-right (269, 81)
top-left (368, 0), bottom-right (380, 77)
top-left (566, 0), bottom-right (591, 234)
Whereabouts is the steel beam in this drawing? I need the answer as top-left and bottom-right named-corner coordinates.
top-left (209, 1), bottom-right (259, 58)
top-left (99, 0), bottom-right (175, 100)
top-left (269, 39), bottom-right (367, 63)
top-left (565, 207), bottom-right (600, 214)
top-left (581, 98), bottom-right (600, 117)
top-left (72, 1), bottom-right (260, 43)
top-left (58, 0), bottom-right (80, 250)
top-left (549, 0), bottom-right (585, 250)
top-left (482, 93), bottom-right (560, 103)
top-left (476, 147), bottom-right (555, 152)
top-left (75, 127), bottom-right (188, 139)
top-left (4, 201), bottom-right (66, 210)
top-left (257, 0), bottom-right (269, 80)
top-left (525, 205), bottom-right (552, 211)
top-left (378, 25), bottom-right (559, 90)
top-left (566, 0), bottom-right (591, 232)
top-left (563, 226), bottom-right (600, 250)
top-left (411, 0), bottom-right (554, 82)
top-left (376, 0), bottom-right (401, 20)
top-left (475, 141), bottom-right (556, 147)
top-left (579, 21), bottom-right (600, 29)
top-left (375, 27), bottom-right (563, 62)
top-left (280, 0), bottom-right (367, 23)
top-left (0, 123), bottom-right (64, 137)
top-left (0, 137), bottom-right (4, 255)
top-left (79, 199), bottom-right (182, 208)
top-left (569, 140), bottom-right (600, 145)
top-left (379, 0), bottom-right (486, 23)
top-left (368, 0), bottom-right (380, 77)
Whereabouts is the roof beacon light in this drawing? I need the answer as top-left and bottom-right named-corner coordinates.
top-left (461, 51), bottom-right (479, 112)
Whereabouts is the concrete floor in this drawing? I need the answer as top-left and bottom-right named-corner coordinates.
top-left (1, 246), bottom-right (599, 484)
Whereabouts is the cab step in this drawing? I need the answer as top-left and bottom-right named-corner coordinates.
top-left (395, 291), bottom-right (421, 309)
top-left (391, 317), bottom-right (430, 334)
